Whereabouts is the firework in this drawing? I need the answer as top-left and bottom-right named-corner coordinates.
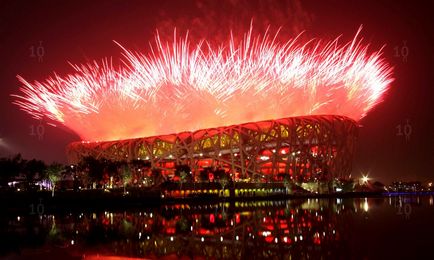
top-left (13, 27), bottom-right (393, 141)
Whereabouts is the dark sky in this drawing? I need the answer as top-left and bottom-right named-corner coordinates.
top-left (0, 0), bottom-right (433, 183)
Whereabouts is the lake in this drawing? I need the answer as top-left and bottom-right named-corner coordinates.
top-left (1, 195), bottom-right (434, 259)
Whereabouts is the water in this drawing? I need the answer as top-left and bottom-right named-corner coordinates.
top-left (1, 195), bottom-right (434, 259)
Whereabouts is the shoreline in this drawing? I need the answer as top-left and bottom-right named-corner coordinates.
top-left (2, 188), bottom-right (433, 214)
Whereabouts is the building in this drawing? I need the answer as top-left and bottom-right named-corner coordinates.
top-left (66, 115), bottom-right (358, 182)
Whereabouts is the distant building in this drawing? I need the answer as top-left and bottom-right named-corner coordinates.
top-left (388, 181), bottom-right (423, 192)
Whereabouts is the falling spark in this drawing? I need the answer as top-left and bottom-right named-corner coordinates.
top-left (13, 26), bottom-right (393, 141)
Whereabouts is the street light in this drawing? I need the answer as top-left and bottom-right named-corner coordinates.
top-left (361, 174), bottom-right (369, 185)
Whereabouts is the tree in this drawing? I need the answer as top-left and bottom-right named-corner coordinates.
top-left (121, 165), bottom-right (132, 195)
top-left (46, 163), bottom-right (63, 197)
top-left (0, 154), bottom-right (25, 187)
top-left (105, 159), bottom-right (119, 183)
top-left (151, 168), bottom-right (164, 187)
top-left (175, 164), bottom-right (191, 197)
top-left (219, 172), bottom-right (230, 197)
top-left (283, 175), bottom-right (292, 195)
top-left (24, 159), bottom-right (46, 187)
top-left (79, 156), bottom-right (104, 188)
top-left (179, 170), bottom-right (188, 197)
top-left (199, 168), bottom-right (210, 182)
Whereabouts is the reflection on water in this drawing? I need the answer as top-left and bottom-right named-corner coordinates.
top-left (1, 196), bottom-right (434, 259)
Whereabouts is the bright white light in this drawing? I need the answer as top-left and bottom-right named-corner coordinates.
top-left (361, 174), bottom-right (369, 184)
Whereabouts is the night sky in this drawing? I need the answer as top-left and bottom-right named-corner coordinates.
top-left (0, 0), bottom-right (433, 183)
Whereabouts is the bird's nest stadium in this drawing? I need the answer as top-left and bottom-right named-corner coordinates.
top-left (66, 115), bottom-right (358, 181)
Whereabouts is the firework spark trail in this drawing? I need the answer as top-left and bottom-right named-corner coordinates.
top-left (13, 27), bottom-right (393, 141)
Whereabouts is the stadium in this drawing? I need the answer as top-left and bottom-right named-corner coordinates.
top-left (66, 115), bottom-right (358, 181)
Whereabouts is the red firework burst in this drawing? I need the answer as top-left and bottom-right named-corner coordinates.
top-left (12, 27), bottom-right (393, 141)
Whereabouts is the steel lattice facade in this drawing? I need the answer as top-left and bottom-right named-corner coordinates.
top-left (66, 115), bottom-right (358, 181)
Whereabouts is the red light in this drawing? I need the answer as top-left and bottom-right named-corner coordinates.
top-left (265, 236), bottom-right (274, 243)
top-left (14, 27), bottom-right (392, 141)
